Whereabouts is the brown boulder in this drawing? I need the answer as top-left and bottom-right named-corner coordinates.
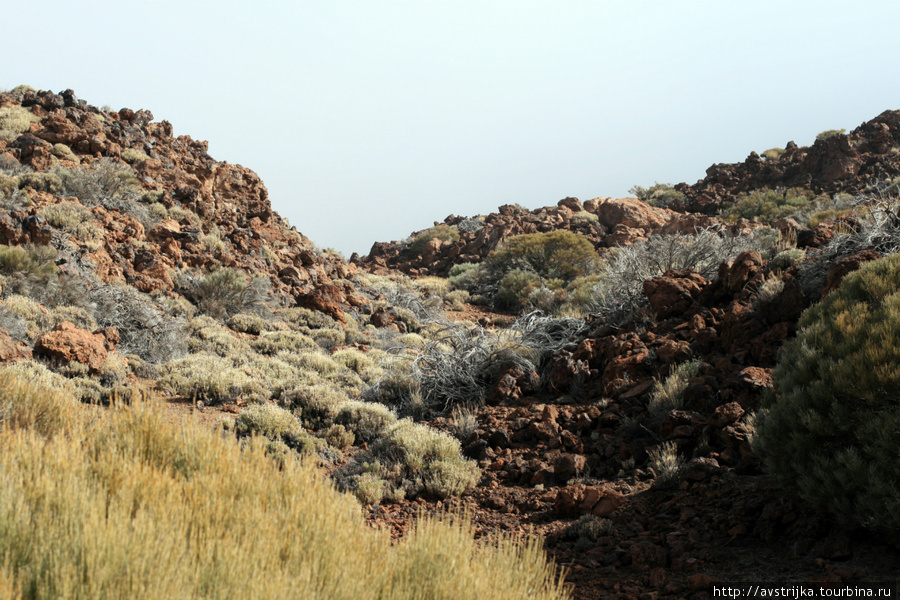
top-left (294, 284), bottom-right (346, 324)
top-left (657, 339), bottom-right (693, 363)
top-left (588, 197), bottom-right (672, 230)
top-left (823, 249), bottom-right (882, 295)
top-left (0, 327), bottom-right (32, 364)
top-left (717, 251), bottom-right (764, 296)
top-left (554, 483), bottom-right (626, 517)
top-left (557, 197), bottom-right (583, 212)
top-left (34, 321), bottom-right (108, 372)
top-left (710, 402), bottom-right (745, 427)
top-left (643, 269), bottom-right (707, 319)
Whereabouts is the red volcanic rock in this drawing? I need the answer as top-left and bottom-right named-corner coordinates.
top-left (0, 327), bottom-right (32, 364)
top-left (643, 269), bottom-right (707, 319)
top-left (657, 339), bottom-right (693, 364)
top-left (548, 352), bottom-right (590, 391)
top-left (823, 249), bottom-right (882, 296)
top-left (709, 402), bottom-right (745, 427)
top-left (587, 197), bottom-right (672, 230)
top-left (554, 483), bottom-right (625, 518)
top-left (557, 196), bottom-right (583, 212)
top-left (736, 366), bottom-right (772, 391)
top-left (295, 284), bottom-right (346, 325)
top-left (34, 321), bottom-right (108, 372)
top-left (716, 251), bottom-right (765, 296)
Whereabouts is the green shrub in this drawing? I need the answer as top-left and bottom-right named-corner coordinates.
top-left (628, 182), bottom-right (685, 207)
top-left (408, 225), bottom-right (460, 255)
top-left (448, 262), bottom-right (481, 291)
top-left (167, 205), bottom-right (202, 228)
top-left (200, 231), bottom-right (227, 255)
top-left (16, 172), bottom-right (63, 193)
top-left (282, 384), bottom-right (350, 429)
top-left (227, 312), bottom-right (273, 335)
top-left (0, 244), bottom-right (56, 280)
top-left (355, 473), bottom-right (387, 505)
top-left (235, 404), bottom-right (303, 439)
top-left (816, 128), bottom-right (846, 142)
top-left (336, 400), bottom-right (397, 443)
top-left (0, 106), bottom-right (40, 143)
top-left (40, 201), bottom-right (94, 230)
top-left (311, 327), bottom-right (345, 349)
top-left (755, 254), bottom-right (900, 535)
top-left (240, 355), bottom-right (309, 400)
top-left (761, 147), bottom-right (785, 160)
top-left (323, 424), bottom-right (355, 451)
top-left (496, 269), bottom-right (542, 310)
top-left (483, 230), bottom-right (600, 285)
top-left (332, 348), bottom-right (383, 383)
top-left (444, 289), bottom-right (470, 311)
top-left (769, 247), bottom-right (806, 269)
top-left (186, 316), bottom-right (252, 357)
top-left (720, 188), bottom-right (813, 224)
top-left (0, 295), bottom-right (49, 339)
top-left (157, 353), bottom-right (266, 404)
top-left (120, 147), bottom-right (150, 164)
top-left (51, 143), bottom-right (78, 163)
top-left (252, 330), bottom-right (318, 355)
top-left (570, 210), bottom-right (599, 225)
top-left (279, 306), bottom-right (340, 331)
top-left (376, 419), bottom-right (480, 498)
top-left (413, 276), bottom-right (452, 296)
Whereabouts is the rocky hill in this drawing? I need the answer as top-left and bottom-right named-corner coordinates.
top-left (674, 110), bottom-right (900, 214)
top-left (353, 110), bottom-right (900, 277)
top-left (0, 86), bottom-right (364, 323)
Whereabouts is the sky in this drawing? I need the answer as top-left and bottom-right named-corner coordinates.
top-left (3, 1), bottom-right (899, 256)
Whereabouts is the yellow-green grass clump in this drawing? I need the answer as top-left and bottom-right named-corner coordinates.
top-left (0, 367), bottom-right (570, 600)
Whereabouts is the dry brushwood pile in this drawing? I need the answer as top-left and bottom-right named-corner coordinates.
top-left (1, 86), bottom-right (900, 600)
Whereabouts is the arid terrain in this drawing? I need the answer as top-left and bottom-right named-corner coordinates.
top-left (1, 86), bottom-right (899, 599)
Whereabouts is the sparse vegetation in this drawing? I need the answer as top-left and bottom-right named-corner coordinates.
top-left (178, 267), bottom-right (271, 320)
top-left (120, 147), bottom-right (150, 164)
top-left (816, 128), bottom-right (846, 141)
top-left (591, 227), bottom-right (776, 325)
top-left (719, 187), bottom-right (814, 224)
top-left (0, 106), bottom-right (40, 143)
top-left (54, 158), bottom-right (140, 206)
top-left (409, 224), bottom-right (460, 255)
top-left (628, 182), bottom-right (685, 207)
top-left (648, 360), bottom-right (702, 416)
top-left (648, 441), bottom-right (686, 488)
top-left (761, 147), bottom-right (785, 160)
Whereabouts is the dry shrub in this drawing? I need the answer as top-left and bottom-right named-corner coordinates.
top-left (0, 370), bottom-right (569, 599)
top-left (591, 227), bottom-right (775, 325)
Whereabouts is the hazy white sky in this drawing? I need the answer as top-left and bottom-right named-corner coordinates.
top-left (3, 1), bottom-right (899, 256)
